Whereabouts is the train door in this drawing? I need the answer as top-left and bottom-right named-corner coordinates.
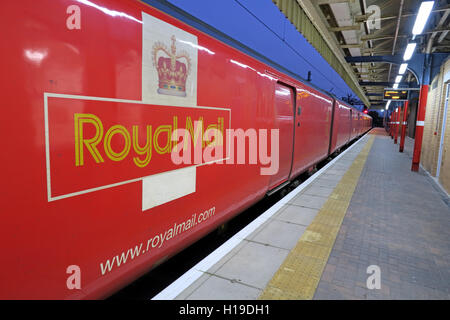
top-left (268, 83), bottom-right (295, 190)
top-left (357, 113), bottom-right (360, 136)
top-left (290, 86), bottom-right (333, 178)
top-left (358, 114), bottom-right (362, 135)
top-left (349, 108), bottom-right (353, 142)
top-left (329, 100), bottom-right (338, 155)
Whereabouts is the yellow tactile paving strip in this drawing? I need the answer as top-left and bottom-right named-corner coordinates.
top-left (259, 135), bottom-right (375, 300)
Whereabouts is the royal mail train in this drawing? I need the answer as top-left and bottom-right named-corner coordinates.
top-left (0, 0), bottom-right (371, 299)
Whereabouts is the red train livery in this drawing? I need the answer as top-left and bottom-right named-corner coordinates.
top-left (0, 0), bottom-right (371, 299)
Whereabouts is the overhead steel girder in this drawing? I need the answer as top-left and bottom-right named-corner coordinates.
top-left (346, 53), bottom-right (450, 85)
top-left (359, 81), bottom-right (415, 87)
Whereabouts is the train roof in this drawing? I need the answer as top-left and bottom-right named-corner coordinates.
top-left (145, 0), bottom-right (365, 113)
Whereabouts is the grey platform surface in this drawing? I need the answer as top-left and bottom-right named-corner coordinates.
top-left (313, 132), bottom-right (450, 299)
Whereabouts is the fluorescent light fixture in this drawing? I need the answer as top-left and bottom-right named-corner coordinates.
top-left (403, 43), bottom-right (417, 61)
top-left (395, 75), bottom-right (402, 83)
top-left (412, 1), bottom-right (435, 35)
top-left (386, 100), bottom-right (391, 110)
top-left (399, 63), bottom-right (408, 75)
top-left (393, 83), bottom-right (399, 89)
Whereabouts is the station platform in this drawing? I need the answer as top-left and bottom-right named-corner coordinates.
top-left (154, 128), bottom-right (450, 300)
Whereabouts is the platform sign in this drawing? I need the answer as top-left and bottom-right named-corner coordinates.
top-left (383, 89), bottom-right (408, 101)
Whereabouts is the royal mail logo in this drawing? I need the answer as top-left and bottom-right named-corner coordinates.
top-left (44, 93), bottom-right (230, 206)
top-left (43, 13), bottom-right (227, 210)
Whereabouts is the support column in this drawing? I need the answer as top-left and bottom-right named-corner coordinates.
top-left (394, 108), bottom-right (399, 144)
top-left (392, 112), bottom-right (395, 138)
top-left (399, 100), bottom-right (409, 152)
top-left (391, 109), bottom-right (397, 140)
top-left (411, 85), bottom-right (429, 171)
top-left (390, 113), bottom-right (393, 138)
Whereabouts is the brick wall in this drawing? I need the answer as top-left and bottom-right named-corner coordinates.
top-left (421, 57), bottom-right (450, 194)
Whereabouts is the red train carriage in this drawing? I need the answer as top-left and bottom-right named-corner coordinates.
top-left (0, 0), bottom-right (371, 299)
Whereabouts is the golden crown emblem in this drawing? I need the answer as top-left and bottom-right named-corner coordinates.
top-left (152, 35), bottom-right (191, 97)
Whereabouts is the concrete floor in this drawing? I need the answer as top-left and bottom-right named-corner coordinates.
top-left (314, 130), bottom-right (450, 299)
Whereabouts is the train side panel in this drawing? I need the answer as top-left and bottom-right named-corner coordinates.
top-left (330, 100), bottom-right (352, 154)
top-left (0, 0), bottom-right (341, 299)
top-left (290, 85), bottom-right (334, 177)
top-left (359, 113), bottom-right (363, 136)
top-left (356, 112), bottom-right (360, 138)
top-left (0, 0), bottom-right (280, 299)
top-left (350, 110), bottom-right (359, 141)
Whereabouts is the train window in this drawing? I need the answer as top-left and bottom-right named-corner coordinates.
top-left (297, 106), bottom-right (301, 115)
